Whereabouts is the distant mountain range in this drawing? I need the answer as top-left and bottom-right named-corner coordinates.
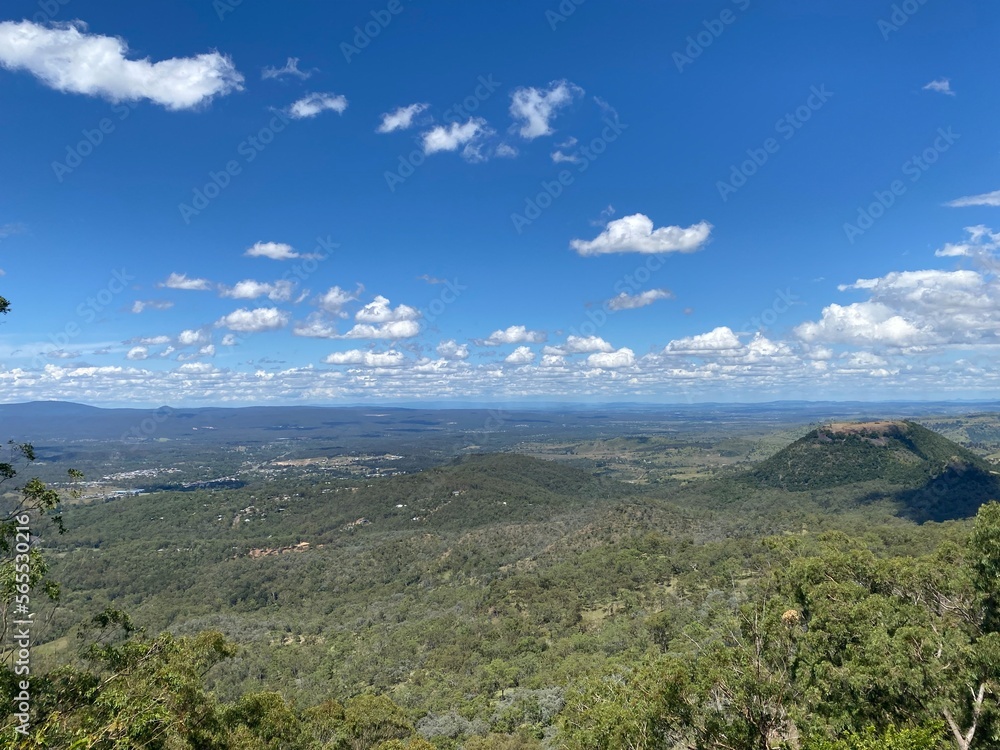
top-left (3, 399), bottom-right (999, 443)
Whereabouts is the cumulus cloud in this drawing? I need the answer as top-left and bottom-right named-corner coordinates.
top-left (0, 20), bottom-right (242, 109)
top-left (504, 346), bottom-right (535, 365)
top-left (948, 190), bottom-right (1000, 208)
top-left (543, 335), bottom-right (614, 355)
top-left (355, 295), bottom-right (420, 324)
top-left (316, 285), bottom-right (359, 315)
top-left (159, 273), bottom-right (212, 291)
top-left (923, 78), bottom-right (955, 96)
top-left (795, 259), bottom-right (1000, 349)
top-left (437, 340), bottom-right (469, 360)
top-left (220, 279), bottom-right (295, 302)
top-left (495, 142), bottom-right (518, 158)
top-left (587, 348), bottom-right (635, 369)
top-left (244, 241), bottom-right (301, 260)
top-left (338, 320), bottom-right (421, 339)
top-left (177, 329), bottom-right (211, 346)
top-left (126, 346), bottom-right (148, 360)
top-left (509, 80), bottom-right (583, 139)
top-left (215, 307), bottom-right (290, 333)
top-left (571, 214), bottom-right (712, 256)
top-left (606, 289), bottom-right (674, 310)
top-left (795, 302), bottom-right (927, 347)
top-left (551, 149), bottom-right (581, 164)
top-left (130, 299), bottom-right (174, 313)
top-left (262, 57), bottom-right (310, 80)
top-left (422, 118), bottom-right (492, 157)
top-left (288, 92), bottom-right (348, 118)
top-left (480, 325), bottom-right (547, 346)
top-left (292, 315), bottom-right (339, 339)
top-left (665, 327), bottom-right (743, 355)
top-left (324, 349), bottom-right (405, 367)
top-left (935, 226), bottom-right (1000, 259)
top-left (377, 102), bottom-right (428, 133)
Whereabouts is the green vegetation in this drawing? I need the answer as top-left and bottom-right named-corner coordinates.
top-left (2, 368), bottom-right (1000, 748)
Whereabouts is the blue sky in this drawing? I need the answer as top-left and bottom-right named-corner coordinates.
top-left (2, 0), bottom-right (1000, 406)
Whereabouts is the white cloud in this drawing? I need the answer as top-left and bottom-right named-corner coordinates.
top-left (376, 102), bottom-right (428, 133)
top-left (571, 214), bottom-right (712, 256)
top-left (587, 348), bottom-right (635, 369)
top-left (220, 334), bottom-right (238, 346)
top-left (935, 242), bottom-right (975, 258)
top-left (606, 289), bottom-right (674, 311)
top-left (509, 80), bottom-right (583, 139)
top-left (126, 346), bottom-right (148, 360)
top-left (504, 346), bottom-right (535, 365)
top-left (666, 327), bottom-right (742, 355)
top-left (215, 307), bottom-right (290, 333)
top-left (288, 92), bottom-right (348, 118)
top-left (221, 279), bottom-right (295, 302)
top-left (0, 222), bottom-right (26, 239)
top-left (551, 150), bottom-right (581, 164)
top-left (923, 78), bottom-right (955, 96)
top-left (745, 333), bottom-right (792, 361)
top-left (355, 295), bottom-right (420, 323)
top-left (495, 143), bottom-right (518, 158)
top-left (795, 302), bottom-right (927, 347)
top-left (948, 190), bottom-right (1000, 208)
top-left (422, 118), bottom-right (492, 156)
top-left (437, 340), bottom-right (469, 360)
top-left (262, 57), bottom-right (310, 80)
top-left (0, 20), bottom-right (242, 109)
top-left (543, 335), bottom-right (614, 355)
top-left (177, 329), bottom-right (211, 346)
top-left (130, 300), bottom-right (174, 313)
top-left (481, 325), bottom-right (547, 346)
top-left (159, 272), bottom-right (212, 291)
top-left (316, 285), bottom-right (359, 315)
top-left (292, 315), bottom-right (339, 339)
top-left (324, 349), bottom-right (405, 367)
top-left (245, 241), bottom-right (301, 260)
top-left (130, 335), bottom-right (171, 346)
top-left (339, 320), bottom-right (421, 339)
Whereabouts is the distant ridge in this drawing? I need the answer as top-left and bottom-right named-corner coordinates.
top-left (748, 420), bottom-right (1000, 521)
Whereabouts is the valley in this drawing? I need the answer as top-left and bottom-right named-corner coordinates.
top-left (4, 402), bottom-right (1000, 747)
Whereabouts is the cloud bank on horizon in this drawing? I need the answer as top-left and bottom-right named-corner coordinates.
top-left (1, 2), bottom-right (999, 405)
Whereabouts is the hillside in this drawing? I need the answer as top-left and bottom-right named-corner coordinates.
top-left (747, 420), bottom-right (1000, 520)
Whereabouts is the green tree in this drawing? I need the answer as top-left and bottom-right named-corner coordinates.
top-left (342, 694), bottom-right (414, 750)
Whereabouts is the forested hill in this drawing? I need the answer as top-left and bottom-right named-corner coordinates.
top-left (747, 420), bottom-right (1000, 521)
